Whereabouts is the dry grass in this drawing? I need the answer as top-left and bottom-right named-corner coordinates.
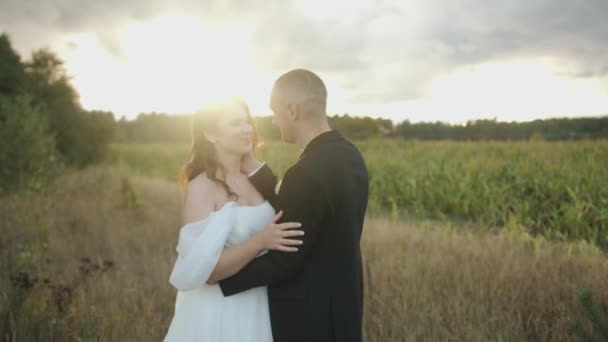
top-left (1, 166), bottom-right (607, 341)
top-left (362, 217), bottom-right (608, 341)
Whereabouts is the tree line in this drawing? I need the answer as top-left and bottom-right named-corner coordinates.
top-left (112, 113), bottom-right (394, 143)
top-left (113, 112), bottom-right (608, 143)
top-left (0, 33), bottom-right (114, 193)
top-left (392, 117), bottom-right (608, 141)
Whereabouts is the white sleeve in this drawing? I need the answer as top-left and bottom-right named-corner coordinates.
top-left (169, 203), bottom-right (236, 291)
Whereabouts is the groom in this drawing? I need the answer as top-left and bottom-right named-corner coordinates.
top-left (219, 69), bottom-right (369, 342)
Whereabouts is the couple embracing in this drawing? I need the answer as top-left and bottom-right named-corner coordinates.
top-left (164, 69), bottom-right (369, 342)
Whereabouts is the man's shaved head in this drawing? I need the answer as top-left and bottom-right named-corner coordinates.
top-left (270, 69), bottom-right (327, 118)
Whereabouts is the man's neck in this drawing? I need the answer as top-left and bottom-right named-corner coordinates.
top-left (296, 121), bottom-right (332, 151)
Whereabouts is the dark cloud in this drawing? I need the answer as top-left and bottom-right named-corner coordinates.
top-left (249, 11), bottom-right (368, 72)
top-left (427, 0), bottom-right (608, 75)
top-left (0, 0), bottom-right (167, 30)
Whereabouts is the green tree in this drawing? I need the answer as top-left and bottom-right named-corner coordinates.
top-left (22, 48), bottom-right (114, 166)
top-left (0, 33), bottom-right (26, 97)
top-left (24, 49), bottom-right (84, 165)
top-left (78, 110), bottom-right (116, 164)
top-left (0, 94), bottom-right (57, 193)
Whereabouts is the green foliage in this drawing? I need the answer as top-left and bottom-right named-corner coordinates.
top-left (0, 33), bottom-right (115, 186)
top-left (107, 140), bottom-right (608, 249)
top-left (23, 48), bottom-right (112, 166)
top-left (106, 143), bottom-right (190, 181)
top-left (329, 114), bottom-right (393, 140)
top-left (394, 117), bottom-right (608, 140)
top-left (0, 94), bottom-right (58, 193)
top-left (569, 289), bottom-right (608, 341)
top-left (361, 140), bottom-right (608, 249)
top-left (75, 110), bottom-right (116, 165)
top-left (112, 113), bottom-right (191, 143)
top-left (0, 33), bottom-right (26, 96)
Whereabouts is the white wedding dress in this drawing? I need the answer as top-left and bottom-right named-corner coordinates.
top-left (164, 200), bottom-right (275, 342)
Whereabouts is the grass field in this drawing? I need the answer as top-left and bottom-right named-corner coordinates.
top-left (2, 166), bottom-right (607, 341)
top-left (108, 139), bottom-right (608, 249)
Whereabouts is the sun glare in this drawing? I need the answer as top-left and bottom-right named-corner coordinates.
top-left (59, 16), bottom-right (608, 122)
top-left (423, 58), bottom-right (608, 122)
top-left (63, 15), bottom-right (273, 117)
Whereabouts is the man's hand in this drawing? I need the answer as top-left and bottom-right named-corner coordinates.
top-left (254, 210), bottom-right (303, 252)
top-left (241, 151), bottom-right (263, 175)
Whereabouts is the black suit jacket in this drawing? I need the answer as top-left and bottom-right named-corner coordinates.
top-left (219, 130), bottom-right (369, 342)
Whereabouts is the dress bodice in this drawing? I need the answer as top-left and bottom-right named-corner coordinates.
top-left (169, 200), bottom-right (276, 292)
top-left (225, 201), bottom-right (275, 247)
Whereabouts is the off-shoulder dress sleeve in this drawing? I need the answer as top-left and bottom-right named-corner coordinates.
top-left (169, 202), bottom-right (236, 291)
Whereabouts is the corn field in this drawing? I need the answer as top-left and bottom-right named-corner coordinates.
top-left (108, 139), bottom-right (608, 249)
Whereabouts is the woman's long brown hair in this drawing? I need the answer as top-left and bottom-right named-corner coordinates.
top-left (179, 97), bottom-right (261, 200)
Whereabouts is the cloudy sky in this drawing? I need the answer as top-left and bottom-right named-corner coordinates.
top-left (1, 0), bottom-right (607, 123)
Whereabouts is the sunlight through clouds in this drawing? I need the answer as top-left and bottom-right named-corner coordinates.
top-left (425, 59), bottom-right (608, 122)
top-left (63, 15), bottom-right (274, 117)
top-left (3, 0), bottom-right (606, 122)
top-left (329, 58), bottom-right (608, 124)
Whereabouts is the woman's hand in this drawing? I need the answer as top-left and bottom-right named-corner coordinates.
top-left (254, 210), bottom-right (304, 252)
top-left (241, 151), bottom-right (263, 175)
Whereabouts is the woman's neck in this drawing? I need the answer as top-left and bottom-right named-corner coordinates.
top-left (214, 149), bottom-right (241, 180)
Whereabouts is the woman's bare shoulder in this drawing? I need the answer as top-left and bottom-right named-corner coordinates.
top-left (183, 174), bottom-right (221, 224)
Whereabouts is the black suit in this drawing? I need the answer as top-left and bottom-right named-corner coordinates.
top-left (219, 130), bottom-right (369, 342)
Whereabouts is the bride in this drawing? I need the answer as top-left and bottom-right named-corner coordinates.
top-left (164, 98), bottom-right (303, 342)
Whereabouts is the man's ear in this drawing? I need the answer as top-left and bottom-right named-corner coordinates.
top-left (287, 104), bottom-right (299, 121)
